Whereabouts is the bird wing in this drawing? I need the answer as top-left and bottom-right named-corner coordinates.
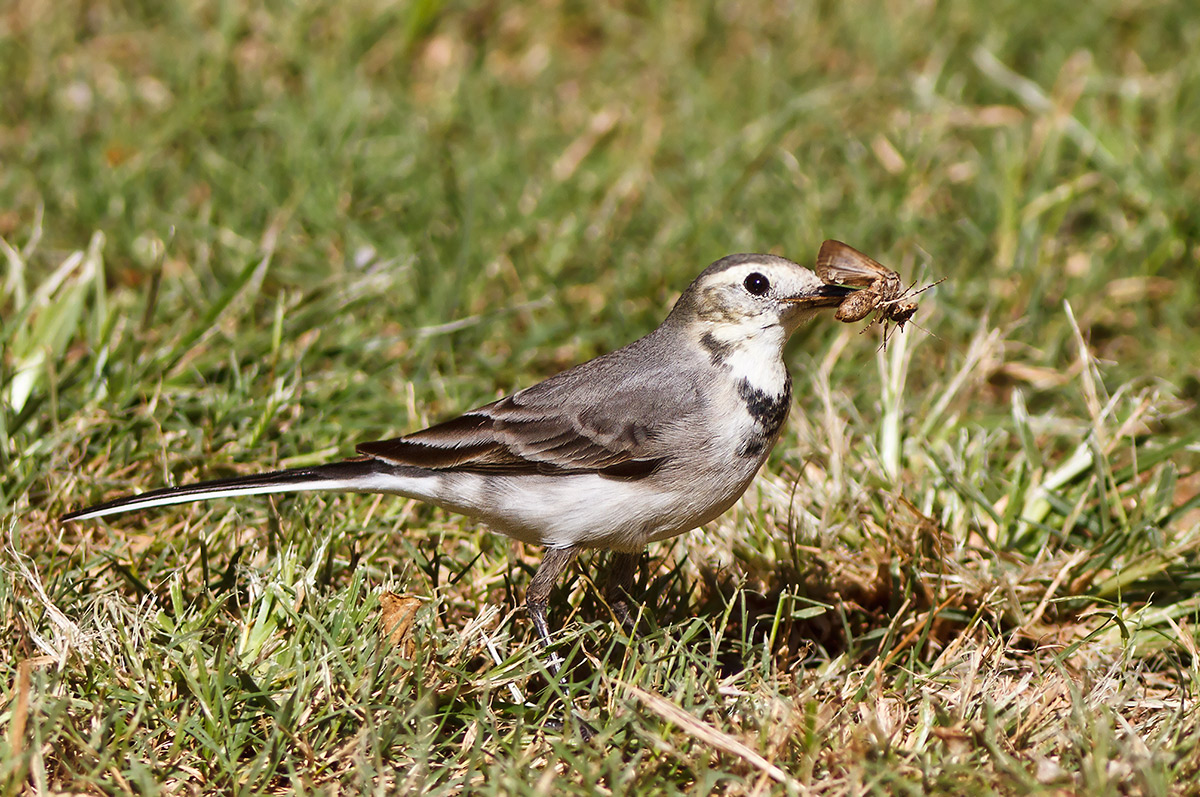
top-left (356, 341), bottom-right (699, 478)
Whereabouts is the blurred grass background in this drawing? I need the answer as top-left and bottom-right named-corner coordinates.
top-left (2, 0), bottom-right (1199, 794)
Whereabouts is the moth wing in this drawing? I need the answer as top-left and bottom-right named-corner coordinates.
top-left (815, 240), bottom-right (893, 287)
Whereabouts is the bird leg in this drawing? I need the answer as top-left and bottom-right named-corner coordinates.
top-left (606, 551), bottom-right (641, 634)
top-left (526, 546), bottom-right (580, 651)
top-left (525, 546), bottom-right (598, 740)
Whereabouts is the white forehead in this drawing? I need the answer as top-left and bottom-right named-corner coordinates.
top-left (696, 253), bottom-right (819, 290)
top-left (703, 253), bottom-right (797, 276)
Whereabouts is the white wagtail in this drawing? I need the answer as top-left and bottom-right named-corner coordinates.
top-left (63, 247), bottom-right (859, 646)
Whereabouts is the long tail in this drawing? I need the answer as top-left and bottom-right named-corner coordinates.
top-left (61, 458), bottom-right (401, 522)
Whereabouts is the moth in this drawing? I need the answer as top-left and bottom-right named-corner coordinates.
top-left (815, 240), bottom-right (939, 343)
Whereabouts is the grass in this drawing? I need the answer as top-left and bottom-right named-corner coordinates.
top-left (3, 0), bottom-right (1200, 793)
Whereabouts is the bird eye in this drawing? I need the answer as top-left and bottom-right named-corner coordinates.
top-left (743, 272), bottom-right (770, 296)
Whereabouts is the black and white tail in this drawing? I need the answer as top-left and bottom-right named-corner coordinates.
top-left (61, 458), bottom-right (400, 522)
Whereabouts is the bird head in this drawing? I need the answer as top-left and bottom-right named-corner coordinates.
top-left (669, 253), bottom-right (852, 339)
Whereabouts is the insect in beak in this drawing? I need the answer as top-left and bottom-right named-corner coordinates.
top-left (814, 240), bottom-right (944, 347)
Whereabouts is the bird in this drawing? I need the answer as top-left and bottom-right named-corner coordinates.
top-left (62, 249), bottom-right (855, 648)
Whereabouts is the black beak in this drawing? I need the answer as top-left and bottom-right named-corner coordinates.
top-left (807, 283), bottom-right (855, 308)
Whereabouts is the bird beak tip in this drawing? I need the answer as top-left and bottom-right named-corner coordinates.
top-left (785, 284), bottom-right (854, 308)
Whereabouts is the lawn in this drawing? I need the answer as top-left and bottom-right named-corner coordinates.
top-left (3, 0), bottom-right (1199, 794)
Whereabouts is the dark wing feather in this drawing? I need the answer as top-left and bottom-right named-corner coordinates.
top-left (356, 333), bottom-right (696, 479)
